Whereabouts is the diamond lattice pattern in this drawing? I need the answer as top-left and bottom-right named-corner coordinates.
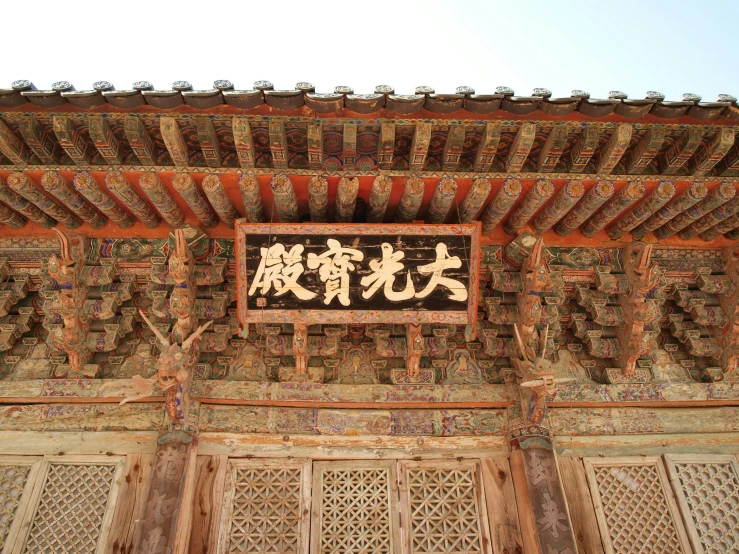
top-left (320, 468), bottom-right (391, 554)
top-left (407, 467), bottom-right (483, 554)
top-left (672, 461), bottom-right (739, 554)
top-left (593, 464), bottom-right (685, 554)
top-left (0, 465), bottom-right (30, 550)
top-left (23, 463), bottom-right (116, 554)
top-left (227, 467), bottom-right (303, 553)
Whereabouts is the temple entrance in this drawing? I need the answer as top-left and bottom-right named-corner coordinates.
top-left (218, 457), bottom-right (493, 554)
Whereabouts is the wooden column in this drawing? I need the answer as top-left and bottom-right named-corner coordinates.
top-left (134, 430), bottom-right (199, 554)
top-left (511, 433), bottom-right (579, 554)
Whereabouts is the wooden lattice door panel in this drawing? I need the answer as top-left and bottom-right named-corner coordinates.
top-left (218, 458), bottom-right (311, 554)
top-left (9, 456), bottom-right (125, 554)
top-left (665, 454), bottom-right (739, 554)
top-left (399, 460), bottom-right (493, 554)
top-left (311, 460), bottom-right (400, 554)
top-left (0, 458), bottom-right (42, 554)
top-left (584, 456), bottom-right (693, 554)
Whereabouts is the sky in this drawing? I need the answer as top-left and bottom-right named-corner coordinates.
top-left (3, 0), bottom-right (739, 102)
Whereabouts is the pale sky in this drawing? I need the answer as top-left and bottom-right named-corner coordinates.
top-left (4, 0), bottom-right (739, 101)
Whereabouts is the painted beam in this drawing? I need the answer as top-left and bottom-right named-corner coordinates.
top-left (425, 177), bottom-right (457, 224)
top-left (72, 171), bottom-right (134, 229)
top-left (367, 174), bottom-right (392, 223)
top-left (237, 172), bottom-right (265, 223)
top-left (335, 177), bottom-right (359, 222)
top-left (202, 174), bottom-right (239, 228)
top-left (7, 171), bottom-right (80, 229)
top-left (567, 123), bottom-right (600, 173)
top-left (40, 170), bottom-right (106, 228)
top-left (105, 170), bottom-right (161, 228)
top-left (160, 116), bottom-right (189, 167)
top-left (624, 125), bottom-right (666, 174)
top-left (232, 117), bottom-right (255, 169)
top-left (409, 121), bottom-right (432, 171)
top-left (270, 174), bottom-right (299, 223)
top-left (442, 123), bottom-right (465, 172)
top-left (553, 180), bottom-right (614, 236)
top-left (377, 121), bottom-right (395, 170)
top-left (307, 175), bottom-right (328, 223)
top-left (124, 115), bottom-right (158, 165)
top-left (480, 178), bottom-right (522, 234)
top-left (268, 119), bottom-right (288, 170)
top-left (307, 122), bottom-right (323, 170)
top-left (52, 116), bottom-right (92, 165)
top-left (581, 179), bottom-right (645, 237)
top-left (692, 127), bottom-right (735, 176)
top-left (503, 178), bottom-right (554, 235)
top-left (631, 181), bottom-right (708, 240)
top-left (171, 173), bottom-right (218, 228)
top-left (474, 122), bottom-right (501, 173)
top-left (537, 123), bottom-right (569, 173)
top-left (139, 172), bottom-right (185, 228)
top-left (19, 114), bottom-right (61, 164)
top-left (606, 180), bottom-right (675, 239)
top-left (505, 122), bottom-right (536, 173)
top-left (87, 115), bottom-right (123, 165)
top-left (196, 117), bottom-right (222, 168)
top-left (595, 123), bottom-right (632, 174)
top-left (0, 118), bottom-right (29, 165)
top-left (457, 177), bottom-right (491, 223)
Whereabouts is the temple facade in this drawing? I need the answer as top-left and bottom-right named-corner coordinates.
top-left (0, 79), bottom-right (736, 553)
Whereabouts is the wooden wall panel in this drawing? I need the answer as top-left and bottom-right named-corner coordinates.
top-left (188, 455), bottom-right (227, 554)
top-left (480, 458), bottom-right (524, 554)
top-left (509, 449), bottom-right (542, 554)
top-left (557, 457), bottom-right (605, 554)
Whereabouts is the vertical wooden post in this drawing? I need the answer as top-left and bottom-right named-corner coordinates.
top-left (133, 430), bottom-right (199, 554)
top-left (511, 434), bottom-right (579, 554)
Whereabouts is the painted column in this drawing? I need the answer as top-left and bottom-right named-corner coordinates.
top-left (307, 175), bottom-right (328, 223)
top-left (503, 179), bottom-right (554, 235)
top-left (105, 170), bottom-right (161, 229)
top-left (655, 182), bottom-right (735, 239)
top-left (171, 173), bottom-right (219, 229)
top-left (395, 177), bottom-right (425, 223)
top-left (679, 185), bottom-right (739, 239)
top-left (202, 175), bottom-right (240, 228)
top-left (553, 180), bottom-right (613, 236)
top-left (457, 178), bottom-right (491, 224)
top-left (367, 174), bottom-right (393, 223)
top-left (425, 177), bottom-right (457, 224)
top-left (631, 181), bottom-right (707, 240)
top-left (335, 177), bottom-right (359, 223)
top-left (0, 176), bottom-right (55, 228)
top-left (606, 180), bottom-right (675, 239)
top-left (238, 173), bottom-right (265, 223)
top-left (72, 171), bottom-right (135, 229)
top-left (270, 174), bottom-right (300, 223)
top-left (531, 180), bottom-right (585, 234)
top-left (139, 172), bottom-right (185, 228)
top-left (7, 172), bottom-right (81, 229)
top-left (480, 178), bottom-right (522, 234)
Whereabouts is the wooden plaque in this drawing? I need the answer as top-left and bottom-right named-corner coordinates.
top-left (236, 222), bottom-right (481, 325)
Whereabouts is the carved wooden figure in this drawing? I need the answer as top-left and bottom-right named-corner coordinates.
top-left (616, 244), bottom-right (663, 376)
top-left (512, 323), bottom-right (556, 426)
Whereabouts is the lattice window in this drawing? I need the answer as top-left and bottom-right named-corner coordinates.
top-left (220, 459), bottom-right (311, 554)
top-left (11, 456), bottom-right (124, 554)
top-left (400, 460), bottom-right (491, 554)
top-left (311, 460), bottom-right (400, 554)
top-left (584, 457), bottom-right (691, 554)
top-left (665, 454), bottom-right (739, 554)
top-left (0, 458), bottom-right (41, 553)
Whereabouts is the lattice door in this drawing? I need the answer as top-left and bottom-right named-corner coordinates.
top-left (0, 457), bottom-right (42, 554)
top-left (311, 460), bottom-right (400, 554)
top-left (584, 456), bottom-right (692, 554)
top-left (399, 460), bottom-right (492, 554)
top-left (219, 458), bottom-right (311, 554)
top-left (665, 454), bottom-right (739, 554)
top-left (9, 456), bottom-right (124, 554)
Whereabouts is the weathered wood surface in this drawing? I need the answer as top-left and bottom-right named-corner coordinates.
top-left (557, 457), bottom-right (605, 554)
top-left (509, 448), bottom-right (542, 554)
top-left (555, 432), bottom-right (739, 457)
top-left (517, 438), bottom-right (578, 554)
top-left (0, 431), bottom-right (159, 455)
top-left (0, 403), bottom-right (164, 431)
top-left (0, 379), bottom-right (738, 407)
top-left (550, 406), bottom-right (739, 436)
top-left (188, 455), bottom-right (227, 554)
top-left (198, 405), bottom-right (507, 436)
top-left (480, 458), bottom-right (524, 554)
top-left (198, 432), bottom-right (508, 458)
top-left (107, 453), bottom-right (157, 554)
top-left (134, 431), bottom-right (198, 554)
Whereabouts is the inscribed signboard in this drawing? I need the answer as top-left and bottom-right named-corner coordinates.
top-left (236, 223), bottom-right (480, 325)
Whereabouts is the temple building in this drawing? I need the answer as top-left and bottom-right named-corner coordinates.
top-left (0, 78), bottom-right (737, 553)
